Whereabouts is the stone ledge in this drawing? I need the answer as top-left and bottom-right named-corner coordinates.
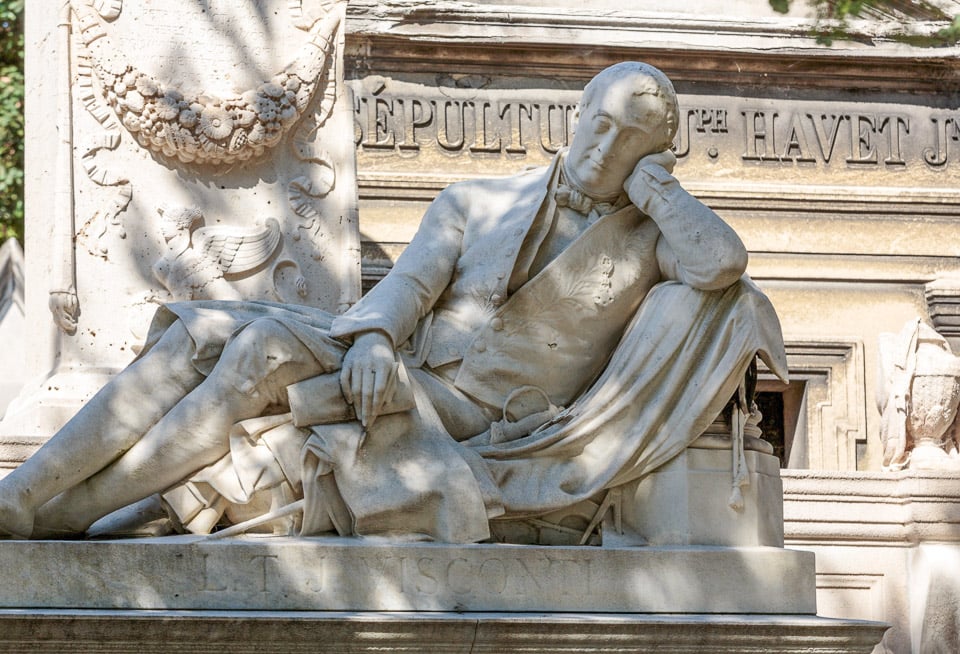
top-left (0, 537), bottom-right (815, 614)
top-left (782, 470), bottom-right (960, 544)
top-left (0, 610), bottom-right (888, 654)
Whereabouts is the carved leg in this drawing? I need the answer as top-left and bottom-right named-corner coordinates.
top-left (31, 318), bottom-right (331, 537)
top-left (0, 320), bottom-right (205, 538)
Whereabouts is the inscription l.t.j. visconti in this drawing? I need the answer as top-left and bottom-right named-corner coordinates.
top-left (199, 551), bottom-right (593, 598)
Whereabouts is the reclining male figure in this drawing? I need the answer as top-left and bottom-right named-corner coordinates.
top-left (0, 62), bottom-right (769, 540)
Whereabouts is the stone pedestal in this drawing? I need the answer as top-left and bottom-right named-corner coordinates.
top-left (605, 444), bottom-right (784, 547)
top-left (0, 537), bottom-right (815, 613)
top-left (0, 538), bottom-right (885, 653)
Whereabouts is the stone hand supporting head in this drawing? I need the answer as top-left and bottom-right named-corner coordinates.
top-left (565, 62), bottom-right (679, 200)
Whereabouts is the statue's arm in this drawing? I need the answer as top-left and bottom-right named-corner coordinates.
top-left (330, 185), bottom-right (467, 347)
top-left (330, 186), bottom-right (468, 426)
top-left (624, 151), bottom-right (747, 291)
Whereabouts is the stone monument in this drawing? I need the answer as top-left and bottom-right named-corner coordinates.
top-left (0, 1), bottom-right (887, 651)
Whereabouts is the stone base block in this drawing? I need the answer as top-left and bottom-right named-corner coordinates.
top-left (0, 536), bottom-right (815, 614)
top-left (0, 610), bottom-right (888, 653)
top-left (606, 446), bottom-right (784, 547)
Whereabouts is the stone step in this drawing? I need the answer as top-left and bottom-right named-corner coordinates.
top-left (0, 610), bottom-right (888, 653)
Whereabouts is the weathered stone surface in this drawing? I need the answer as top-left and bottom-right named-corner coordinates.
top-left (783, 470), bottom-right (960, 653)
top-left (0, 538), bottom-right (816, 614)
top-left (607, 447), bottom-right (784, 548)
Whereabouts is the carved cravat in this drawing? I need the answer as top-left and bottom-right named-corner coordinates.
top-left (554, 182), bottom-right (626, 223)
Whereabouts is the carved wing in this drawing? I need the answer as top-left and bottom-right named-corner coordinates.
top-left (193, 218), bottom-right (282, 276)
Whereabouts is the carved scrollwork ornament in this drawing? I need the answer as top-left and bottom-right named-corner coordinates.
top-left (92, 0), bottom-right (122, 21)
top-left (71, 0), bottom-right (345, 167)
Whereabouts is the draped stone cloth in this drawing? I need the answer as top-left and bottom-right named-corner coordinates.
top-left (145, 276), bottom-right (786, 543)
top-left (476, 277), bottom-right (787, 518)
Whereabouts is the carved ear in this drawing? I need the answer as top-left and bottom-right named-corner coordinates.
top-left (570, 104), bottom-right (580, 137)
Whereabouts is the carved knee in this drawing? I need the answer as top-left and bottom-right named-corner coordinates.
top-left (212, 318), bottom-right (311, 404)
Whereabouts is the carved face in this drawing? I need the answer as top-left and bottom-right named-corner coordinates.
top-left (566, 76), bottom-right (671, 200)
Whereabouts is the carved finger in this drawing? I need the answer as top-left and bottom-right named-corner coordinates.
top-left (384, 361), bottom-right (400, 405)
top-left (360, 369), bottom-right (376, 427)
top-left (340, 363), bottom-right (353, 406)
top-left (370, 366), bottom-right (390, 426)
top-left (351, 361), bottom-right (366, 419)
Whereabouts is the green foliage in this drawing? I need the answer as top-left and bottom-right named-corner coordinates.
top-left (939, 14), bottom-right (960, 45)
top-left (0, 0), bottom-right (23, 243)
top-left (770, 0), bottom-right (960, 46)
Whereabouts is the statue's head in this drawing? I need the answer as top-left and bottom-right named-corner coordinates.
top-left (566, 62), bottom-right (679, 199)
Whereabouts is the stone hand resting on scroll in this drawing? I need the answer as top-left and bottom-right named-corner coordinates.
top-left (0, 62), bottom-right (785, 541)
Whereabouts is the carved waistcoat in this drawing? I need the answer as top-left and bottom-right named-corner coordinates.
top-left (435, 206), bottom-right (662, 411)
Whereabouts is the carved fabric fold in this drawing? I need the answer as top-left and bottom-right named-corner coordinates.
top-left (475, 277), bottom-right (788, 518)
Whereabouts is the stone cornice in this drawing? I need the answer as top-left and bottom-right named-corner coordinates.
top-left (783, 470), bottom-right (960, 545)
top-left (345, 1), bottom-right (960, 93)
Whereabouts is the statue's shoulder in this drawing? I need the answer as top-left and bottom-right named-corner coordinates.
top-left (439, 165), bottom-right (551, 214)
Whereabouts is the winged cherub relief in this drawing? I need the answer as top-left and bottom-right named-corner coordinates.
top-left (152, 205), bottom-right (286, 302)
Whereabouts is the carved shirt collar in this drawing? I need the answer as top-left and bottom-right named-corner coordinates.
top-left (556, 156), bottom-right (629, 222)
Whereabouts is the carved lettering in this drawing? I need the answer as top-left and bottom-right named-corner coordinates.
top-left (880, 116), bottom-right (909, 165)
top-left (548, 557), bottom-right (590, 596)
top-left (416, 557), bottom-right (440, 594)
top-left (201, 553), bottom-right (227, 592)
top-left (478, 558), bottom-right (508, 595)
top-left (250, 554), bottom-right (280, 594)
top-left (470, 102), bottom-right (504, 154)
top-left (923, 117), bottom-right (960, 166)
top-left (504, 103), bottom-right (533, 155)
top-left (694, 108), bottom-right (728, 134)
top-left (355, 94), bottom-right (577, 158)
top-left (305, 556), bottom-right (327, 593)
top-left (781, 113), bottom-right (815, 162)
top-left (446, 558), bottom-right (474, 595)
top-left (673, 109), bottom-right (694, 157)
top-left (360, 96), bottom-right (396, 149)
top-left (506, 557), bottom-right (546, 596)
top-left (808, 113), bottom-right (847, 163)
top-left (663, 107), bottom-right (728, 159)
top-left (353, 88), bottom-right (958, 170)
top-left (398, 99), bottom-right (434, 151)
top-left (742, 110), bottom-right (777, 161)
top-left (846, 114), bottom-right (879, 164)
top-left (435, 100), bottom-right (467, 151)
top-left (539, 104), bottom-right (572, 153)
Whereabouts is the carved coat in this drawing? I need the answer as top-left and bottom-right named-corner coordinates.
top-left (328, 153), bottom-right (746, 412)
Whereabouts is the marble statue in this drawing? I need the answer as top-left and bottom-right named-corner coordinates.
top-left (0, 62), bottom-right (787, 541)
top-left (878, 318), bottom-right (960, 471)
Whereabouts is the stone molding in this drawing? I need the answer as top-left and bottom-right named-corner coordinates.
top-left (344, 1), bottom-right (960, 92)
top-left (780, 341), bottom-right (867, 471)
top-left (0, 610), bottom-right (888, 654)
top-left (783, 469), bottom-right (960, 543)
